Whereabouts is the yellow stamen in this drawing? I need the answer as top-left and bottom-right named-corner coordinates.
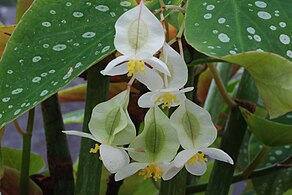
top-left (154, 92), bottom-right (180, 109)
top-left (138, 164), bottom-right (164, 181)
top-left (127, 60), bottom-right (146, 77)
top-left (89, 144), bottom-right (100, 153)
top-left (187, 152), bottom-right (208, 165)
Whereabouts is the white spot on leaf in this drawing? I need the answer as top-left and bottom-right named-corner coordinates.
top-left (40, 90), bottom-right (49, 97)
top-left (82, 32), bottom-right (96, 38)
top-left (95, 5), bottom-right (109, 12)
top-left (257, 11), bottom-right (272, 20)
top-left (247, 27), bottom-right (255, 34)
top-left (218, 18), bottom-right (226, 24)
top-left (73, 11), bottom-right (84, 18)
top-left (203, 13), bottom-right (212, 19)
top-left (218, 33), bottom-right (230, 43)
top-left (255, 1), bottom-right (267, 8)
top-left (32, 56), bottom-right (42, 62)
top-left (42, 22), bottom-right (51, 27)
top-left (53, 44), bottom-right (67, 51)
top-left (32, 77), bottom-right (41, 83)
top-left (12, 88), bottom-right (23, 95)
top-left (279, 34), bottom-right (290, 45)
top-left (120, 1), bottom-right (131, 7)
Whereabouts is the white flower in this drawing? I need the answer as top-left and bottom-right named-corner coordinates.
top-left (162, 99), bottom-right (234, 180)
top-left (63, 90), bottom-right (136, 173)
top-left (114, 106), bottom-right (180, 181)
top-left (138, 43), bottom-right (193, 108)
top-left (101, 1), bottom-right (170, 91)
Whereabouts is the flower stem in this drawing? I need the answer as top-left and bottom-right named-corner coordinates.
top-left (242, 145), bottom-right (270, 178)
top-left (187, 58), bottom-right (226, 67)
top-left (75, 65), bottom-right (109, 194)
top-left (205, 71), bottom-right (258, 195)
top-left (20, 108), bottom-right (35, 195)
top-left (186, 156), bottom-right (292, 193)
top-left (207, 63), bottom-right (237, 107)
top-left (13, 119), bottom-right (25, 136)
top-left (41, 94), bottom-right (74, 194)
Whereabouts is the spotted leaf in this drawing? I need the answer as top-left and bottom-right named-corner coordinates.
top-left (185, 0), bottom-right (291, 59)
top-left (0, 0), bottom-right (138, 128)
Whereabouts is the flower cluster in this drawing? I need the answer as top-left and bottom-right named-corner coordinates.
top-left (63, 0), bottom-right (233, 182)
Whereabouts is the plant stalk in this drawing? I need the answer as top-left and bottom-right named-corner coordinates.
top-left (75, 65), bottom-right (109, 195)
top-left (41, 94), bottom-right (74, 194)
top-left (20, 109), bottom-right (35, 195)
top-left (205, 71), bottom-right (258, 195)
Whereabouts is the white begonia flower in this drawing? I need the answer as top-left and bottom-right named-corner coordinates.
top-left (63, 90), bottom-right (136, 173)
top-left (115, 106), bottom-right (180, 181)
top-left (138, 43), bottom-right (193, 108)
top-left (100, 1), bottom-right (170, 91)
top-left (162, 99), bottom-right (234, 180)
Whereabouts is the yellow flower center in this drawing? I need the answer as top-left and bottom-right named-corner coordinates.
top-left (89, 144), bottom-right (100, 153)
top-left (154, 92), bottom-right (179, 109)
top-left (187, 152), bottom-right (208, 165)
top-left (138, 164), bottom-right (164, 181)
top-left (127, 60), bottom-right (146, 77)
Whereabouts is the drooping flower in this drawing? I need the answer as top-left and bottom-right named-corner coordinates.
top-left (114, 106), bottom-right (180, 181)
top-left (101, 1), bottom-right (170, 91)
top-left (138, 43), bottom-right (193, 108)
top-left (162, 99), bottom-right (234, 180)
top-left (63, 90), bottom-right (136, 173)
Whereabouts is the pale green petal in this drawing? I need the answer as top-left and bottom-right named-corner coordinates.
top-left (138, 91), bottom-right (158, 108)
top-left (173, 149), bottom-right (198, 168)
top-left (135, 66), bottom-right (164, 91)
top-left (88, 91), bottom-right (129, 144)
top-left (130, 107), bottom-right (180, 163)
top-left (201, 148), bottom-right (234, 165)
top-left (62, 130), bottom-right (97, 142)
top-left (185, 161), bottom-right (207, 176)
top-left (115, 162), bottom-right (148, 181)
top-left (144, 57), bottom-right (170, 76)
top-left (170, 99), bottom-right (217, 149)
top-left (103, 62), bottom-right (128, 76)
top-left (162, 165), bottom-right (182, 181)
top-left (161, 43), bottom-right (188, 88)
top-left (100, 144), bottom-right (130, 173)
top-left (101, 55), bottom-right (129, 75)
top-left (114, 1), bottom-right (165, 56)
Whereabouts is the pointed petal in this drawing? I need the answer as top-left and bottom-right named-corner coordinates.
top-left (62, 130), bottom-right (97, 142)
top-left (114, 1), bottom-right (165, 56)
top-left (138, 91), bottom-right (157, 108)
top-left (161, 43), bottom-right (188, 88)
top-left (162, 164), bottom-right (182, 180)
top-left (173, 149), bottom-right (198, 168)
top-left (180, 87), bottom-right (194, 93)
top-left (115, 162), bottom-right (148, 181)
top-left (185, 162), bottom-right (207, 176)
top-left (101, 55), bottom-right (129, 75)
top-left (100, 144), bottom-right (130, 173)
top-left (201, 148), bottom-right (234, 165)
top-left (135, 66), bottom-right (163, 91)
top-left (144, 57), bottom-right (170, 76)
top-left (104, 62), bottom-right (128, 76)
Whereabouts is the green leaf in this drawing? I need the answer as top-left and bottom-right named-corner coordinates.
top-left (129, 107), bottom-right (179, 163)
top-left (249, 136), bottom-right (292, 195)
top-left (2, 147), bottom-right (45, 175)
top-left (240, 107), bottom-right (292, 146)
top-left (63, 109), bottom-right (84, 124)
top-left (185, 0), bottom-right (292, 59)
top-left (0, 0), bottom-right (137, 128)
top-left (222, 51), bottom-right (292, 118)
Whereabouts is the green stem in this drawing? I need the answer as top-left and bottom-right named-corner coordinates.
top-left (204, 63), bottom-right (232, 122)
top-left (41, 94), bottom-right (74, 194)
top-left (205, 71), bottom-right (258, 195)
top-left (207, 63), bottom-right (237, 107)
top-left (20, 109), bottom-right (35, 195)
top-left (186, 158), bottom-right (292, 193)
top-left (242, 145), bottom-right (270, 178)
top-left (75, 65), bottom-right (109, 195)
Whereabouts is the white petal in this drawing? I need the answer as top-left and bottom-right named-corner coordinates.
top-left (62, 130), bottom-right (97, 141)
top-left (138, 91), bottom-right (158, 108)
top-left (185, 161), bottom-right (207, 176)
top-left (100, 144), bottom-right (130, 173)
top-left (173, 149), bottom-right (198, 168)
top-left (201, 148), bottom-right (234, 165)
top-left (101, 55), bottom-right (129, 75)
top-left (180, 87), bottom-right (194, 93)
top-left (144, 57), bottom-right (170, 76)
top-left (114, 163), bottom-right (148, 181)
top-left (135, 66), bottom-right (163, 91)
top-left (161, 43), bottom-right (188, 88)
top-left (162, 164), bottom-right (182, 180)
top-left (104, 62), bottom-right (128, 76)
top-left (114, 1), bottom-right (165, 56)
